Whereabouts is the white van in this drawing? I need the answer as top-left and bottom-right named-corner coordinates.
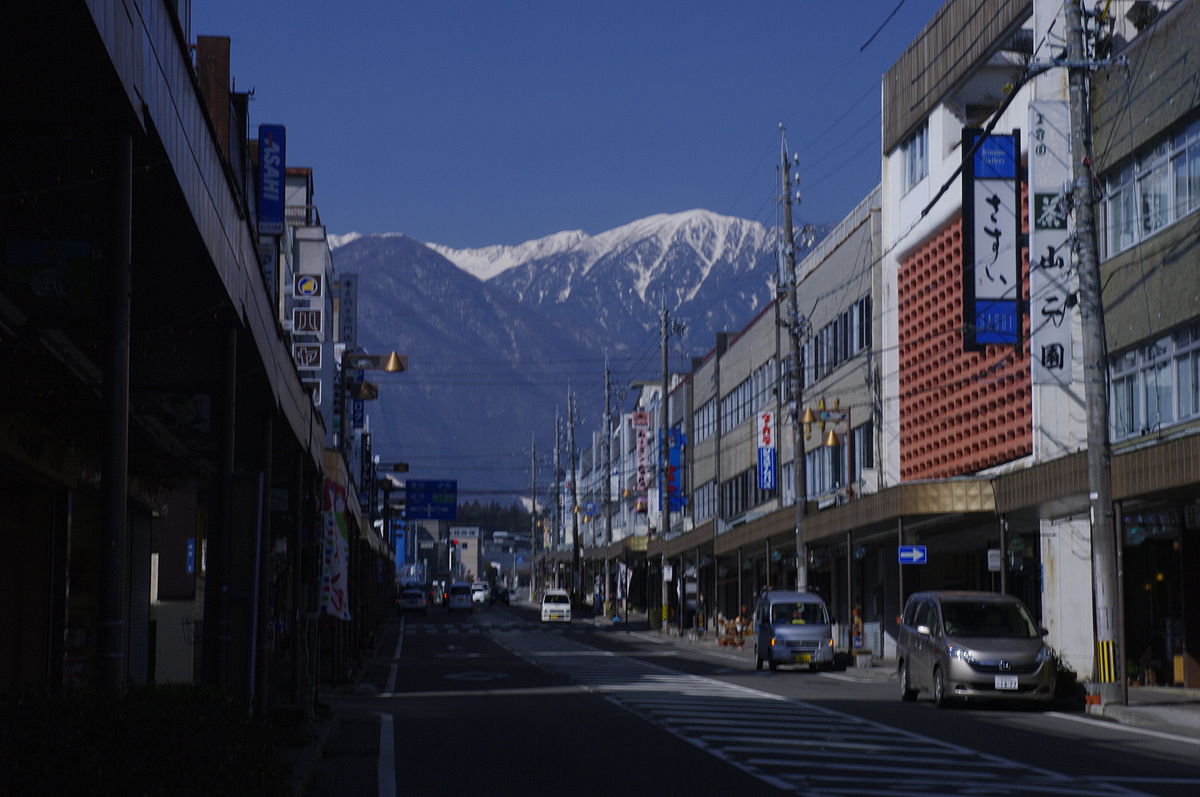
top-left (540, 589), bottom-right (572, 623)
top-left (753, 589), bottom-right (835, 672)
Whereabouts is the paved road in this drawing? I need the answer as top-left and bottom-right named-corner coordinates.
top-left (304, 605), bottom-right (1200, 796)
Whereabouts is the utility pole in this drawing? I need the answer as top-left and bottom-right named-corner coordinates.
top-left (530, 434), bottom-right (537, 600)
top-left (604, 357), bottom-right (613, 617)
top-left (1065, 0), bottom-right (1119, 706)
top-left (569, 388), bottom-right (581, 596)
top-left (779, 126), bottom-right (809, 591)
top-left (659, 306), bottom-right (671, 627)
top-left (553, 409), bottom-right (562, 587)
top-left (604, 357), bottom-right (613, 548)
top-left (660, 306), bottom-right (671, 539)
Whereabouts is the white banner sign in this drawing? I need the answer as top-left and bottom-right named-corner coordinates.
top-left (1029, 101), bottom-right (1076, 385)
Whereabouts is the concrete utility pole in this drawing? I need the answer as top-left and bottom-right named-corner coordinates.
top-left (779, 127), bottom-right (809, 592)
top-left (569, 389), bottom-right (581, 595)
top-left (1065, 0), bottom-right (1120, 705)
top-left (530, 434), bottom-right (537, 598)
top-left (553, 409), bottom-right (562, 587)
top-left (604, 357), bottom-right (613, 548)
top-left (660, 306), bottom-right (671, 540)
top-left (604, 358), bottom-right (613, 614)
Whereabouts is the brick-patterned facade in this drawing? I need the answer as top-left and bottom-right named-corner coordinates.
top-left (898, 211), bottom-right (1032, 481)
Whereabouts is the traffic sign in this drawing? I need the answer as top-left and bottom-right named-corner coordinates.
top-left (898, 545), bottom-right (927, 565)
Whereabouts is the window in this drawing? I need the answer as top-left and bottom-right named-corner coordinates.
top-left (852, 421), bottom-right (874, 486)
top-left (904, 123), bottom-right (929, 191)
top-left (695, 398), bottom-right (717, 443)
top-left (694, 481), bottom-right (716, 523)
top-left (1109, 324), bottom-right (1200, 439)
top-left (1105, 118), bottom-right (1200, 256)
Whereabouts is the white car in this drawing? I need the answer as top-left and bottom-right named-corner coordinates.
top-left (540, 589), bottom-right (572, 623)
top-left (471, 582), bottom-right (490, 605)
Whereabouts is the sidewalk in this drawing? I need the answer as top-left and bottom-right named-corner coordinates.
top-left (601, 613), bottom-right (1200, 740)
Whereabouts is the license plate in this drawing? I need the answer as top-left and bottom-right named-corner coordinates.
top-left (995, 675), bottom-right (1019, 690)
top-left (794, 653), bottom-right (812, 663)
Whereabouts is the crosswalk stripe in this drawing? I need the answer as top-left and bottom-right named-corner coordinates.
top-left (490, 631), bottom-right (1150, 797)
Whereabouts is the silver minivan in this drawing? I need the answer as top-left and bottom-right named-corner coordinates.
top-left (897, 590), bottom-right (1056, 707)
top-left (753, 590), bottom-right (835, 672)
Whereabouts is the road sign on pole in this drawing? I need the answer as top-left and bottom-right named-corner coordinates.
top-left (898, 545), bottom-right (927, 565)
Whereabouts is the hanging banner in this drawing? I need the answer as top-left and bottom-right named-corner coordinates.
top-left (963, 129), bottom-right (1021, 350)
top-left (757, 410), bottom-right (777, 490)
top-left (1028, 102), bottom-right (1075, 385)
top-left (634, 411), bottom-right (649, 491)
top-left (659, 429), bottom-right (687, 511)
top-left (321, 477), bottom-right (352, 620)
top-left (256, 124), bottom-right (286, 235)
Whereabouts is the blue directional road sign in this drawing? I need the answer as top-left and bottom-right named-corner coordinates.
top-left (898, 545), bottom-right (927, 565)
top-left (404, 480), bottom-right (458, 520)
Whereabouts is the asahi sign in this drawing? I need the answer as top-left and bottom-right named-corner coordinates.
top-left (257, 124), bottom-right (286, 235)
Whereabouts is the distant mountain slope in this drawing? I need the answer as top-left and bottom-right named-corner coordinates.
top-left (332, 234), bottom-right (597, 482)
top-left (330, 211), bottom-right (831, 496)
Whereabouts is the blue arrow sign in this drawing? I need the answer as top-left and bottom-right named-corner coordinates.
top-left (898, 545), bottom-right (927, 565)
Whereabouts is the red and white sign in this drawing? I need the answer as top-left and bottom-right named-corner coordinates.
top-left (757, 411), bottom-right (776, 449)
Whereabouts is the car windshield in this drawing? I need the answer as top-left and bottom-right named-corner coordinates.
top-left (940, 600), bottom-right (1039, 638)
top-left (544, 594), bottom-right (569, 605)
top-left (770, 602), bottom-right (828, 625)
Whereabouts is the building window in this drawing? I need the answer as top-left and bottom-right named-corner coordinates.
top-left (695, 398), bottom-right (717, 443)
top-left (904, 123), bottom-right (929, 191)
top-left (1109, 324), bottom-right (1200, 439)
top-left (1105, 117), bottom-right (1200, 256)
top-left (695, 481), bottom-right (716, 523)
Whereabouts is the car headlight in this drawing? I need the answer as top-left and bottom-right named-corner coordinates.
top-left (946, 644), bottom-right (975, 663)
top-left (1036, 646), bottom-right (1054, 663)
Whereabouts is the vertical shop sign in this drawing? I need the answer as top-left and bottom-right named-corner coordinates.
top-left (963, 129), bottom-right (1021, 349)
top-left (1028, 102), bottom-right (1075, 385)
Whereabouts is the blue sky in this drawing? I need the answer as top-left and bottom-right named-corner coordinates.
top-left (190, 1), bottom-right (940, 248)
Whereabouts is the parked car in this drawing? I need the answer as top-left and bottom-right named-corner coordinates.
top-left (752, 590), bottom-right (835, 672)
top-left (471, 582), bottom-right (490, 605)
top-left (540, 589), bottom-right (572, 623)
top-left (897, 590), bottom-right (1056, 708)
top-left (446, 582), bottom-right (474, 614)
top-left (396, 587), bottom-right (430, 615)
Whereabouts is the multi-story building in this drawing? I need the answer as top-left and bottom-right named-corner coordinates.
top-left (0, 6), bottom-right (394, 710)
top-left (542, 0), bottom-right (1200, 691)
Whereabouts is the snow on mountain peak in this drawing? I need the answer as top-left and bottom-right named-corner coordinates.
top-left (428, 229), bottom-right (589, 282)
top-left (429, 209), bottom-right (770, 283)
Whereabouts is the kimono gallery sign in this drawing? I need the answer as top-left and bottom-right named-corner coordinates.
top-left (1028, 101), bottom-right (1075, 386)
top-left (962, 129), bottom-right (1021, 350)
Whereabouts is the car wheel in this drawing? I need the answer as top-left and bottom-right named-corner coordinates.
top-left (755, 647), bottom-right (764, 671)
top-left (933, 666), bottom-right (951, 709)
top-left (768, 657), bottom-right (778, 672)
top-left (899, 660), bottom-right (918, 702)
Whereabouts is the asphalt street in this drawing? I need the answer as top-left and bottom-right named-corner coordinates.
top-left (302, 604), bottom-right (1200, 797)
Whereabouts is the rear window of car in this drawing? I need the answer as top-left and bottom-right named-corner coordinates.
top-left (543, 594), bottom-right (569, 605)
top-left (449, 586), bottom-right (471, 596)
top-left (401, 590), bottom-right (423, 598)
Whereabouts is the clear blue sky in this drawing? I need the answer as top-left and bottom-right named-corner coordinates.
top-left (190, 1), bottom-right (940, 249)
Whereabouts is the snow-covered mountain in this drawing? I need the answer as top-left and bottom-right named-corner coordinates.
top-left (428, 209), bottom-right (785, 354)
top-left (330, 210), bottom-right (828, 496)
